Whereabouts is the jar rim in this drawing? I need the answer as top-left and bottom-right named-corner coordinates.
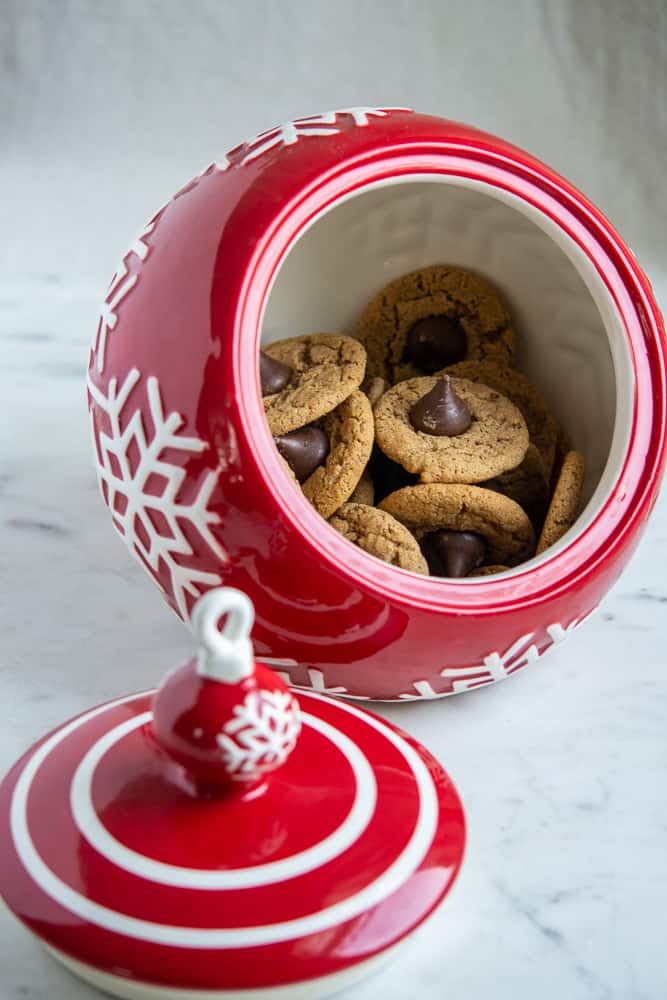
top-left (235, 147), bottom-right (667, 613)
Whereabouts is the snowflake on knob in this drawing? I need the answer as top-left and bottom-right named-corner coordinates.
top-left (216, 690), bottom-right (301, 781)
top-left (88, 368), bottom-right (228, 621)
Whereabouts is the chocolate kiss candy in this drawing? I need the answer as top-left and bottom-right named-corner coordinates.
top-left (422, 530), bottom-right (487, 578)
top-left (260, 351), bottom-right (292, 396)
top-left (274, 426), bottom-right (330, 482)
top-left (404, 315), bottom-right (467, 372)
top-left (410, 375), bottom-right (472, 436)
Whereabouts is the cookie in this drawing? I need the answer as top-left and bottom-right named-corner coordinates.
top-left (536, 451), bottom-right (585, 554)
top-left (481, 444), bottom-right (550, 529)
top-left (301, 390), bottom-right (374, 519)
top-left (442, 360), bottom-right (559, 478)
top-left (356, 265), bottom-right (514, 383)
top-left (348, 467), bottom-right (375, 505)
top-left (374, 375), bottom-right (529, 484)
top-left (468, 565), bottom-right (510, 576)
top-left (263, 333), bottom-right (367, 435)
top-left (550, 425), bottom-right (573, 491)
top-left (380, 484), bottom-right (535, 566)
top-left (329, 503), bottom-right (428, 574)
top-left (363, 376), bottom-right (388, 409)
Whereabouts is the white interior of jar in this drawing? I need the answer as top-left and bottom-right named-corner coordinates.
top-left (260, 176), bottom-right (634, 577)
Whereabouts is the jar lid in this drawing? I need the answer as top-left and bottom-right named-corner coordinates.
top-left (0, 588), bottom-right (465, 999)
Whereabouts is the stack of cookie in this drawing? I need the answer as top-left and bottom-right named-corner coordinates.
top-left (260, 334), bottom-right (375, 520)
top-left (261, 265), bottom-right (585, 578)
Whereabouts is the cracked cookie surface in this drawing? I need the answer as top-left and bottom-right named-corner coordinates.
top-left (356, 265), bottom-right (514, 383)
top-left (380, 483), bottom-right (535, 565)
top-left (263, 333), bottom-right (366, 435)
top-left (329, 503), bottom-right (428, 574)
top-left (374, 375), bottom-right (528, 483)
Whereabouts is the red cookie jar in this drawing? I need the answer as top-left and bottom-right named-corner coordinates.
top-left (87, 107), bottom-right (667, 702)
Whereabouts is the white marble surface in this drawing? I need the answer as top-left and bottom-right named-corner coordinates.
top-left (1, 264), bottom-right (667, 1000)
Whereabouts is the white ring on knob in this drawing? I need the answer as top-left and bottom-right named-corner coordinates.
top-left (191, 588), bottom-right (254, 684)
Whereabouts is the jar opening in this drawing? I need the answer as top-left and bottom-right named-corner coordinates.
top-left (243, 168), bottom-right (637, 603)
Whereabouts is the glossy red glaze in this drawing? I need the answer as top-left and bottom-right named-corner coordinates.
top-left (87, 108), bottom-right (667, 701)
top-left (0, 689), bottom-right (465, 992)
top-left (152, 659), bottom-right (299, 793)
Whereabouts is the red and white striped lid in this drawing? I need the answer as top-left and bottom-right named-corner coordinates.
top-left (0, 589), bottom-right (465, 998)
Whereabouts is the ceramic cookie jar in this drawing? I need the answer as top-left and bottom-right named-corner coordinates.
top-left (0, 588), bottom-right (465, 999)
top-left (87, 107), bottom-right (667, 701)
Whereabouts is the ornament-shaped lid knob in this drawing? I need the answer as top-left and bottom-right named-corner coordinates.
top-left (152, 588), bottom-right (301, 796)
top-left (192, 587), bottom-right (254, 683)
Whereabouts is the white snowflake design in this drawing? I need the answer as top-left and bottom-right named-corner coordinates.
top-left (216, 689), bottom-right (301, 781)
top-left (233, 107), bottom-right (412, 164)
top-left (397, 611), bottom-right (596, 699)
top-left (93, 221), bottom-right (157, 374)
top-left (88, 368), bottom-right (228, 620)
top-left (91, 108), bottom-right (411, 371)
top-left (269, 664), bottom-right (371, 700)
top-left (263, 613), bottom-right (595, 701)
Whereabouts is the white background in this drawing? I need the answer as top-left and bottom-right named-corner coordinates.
top-left (1, 2), bottom-right (666, 998)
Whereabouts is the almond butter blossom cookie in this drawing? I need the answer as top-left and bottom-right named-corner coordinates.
top-left (374, 375), bottom-right (529, 484)
top-left (537, 450), bottom-right (585, 554)
top-left (442, 359), bottom-right (559, 479)
top-left (356, 265), bottom-right (514, 384)
top-left (380, 483), bottom-right (535, 569)
top-left (299, 390), bottom-right (375, 520)
top-left (329, 503), bottom-right (429, 575)
top-left (261, 333), bottom-right (367, 435)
